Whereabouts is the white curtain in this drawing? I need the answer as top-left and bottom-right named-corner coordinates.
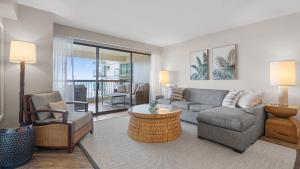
top-left (53, 37), bottom-right (75, 102)
top-left (0, 23), bottom-right (4, 121)
top-left (150, 52), bottom-right (162, 101)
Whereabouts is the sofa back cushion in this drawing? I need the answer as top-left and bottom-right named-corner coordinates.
top-left (183, 88), bottom-right (229, 106)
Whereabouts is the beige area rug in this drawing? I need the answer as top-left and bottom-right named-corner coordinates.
top-left (80, 115), bottom-right (296, 169)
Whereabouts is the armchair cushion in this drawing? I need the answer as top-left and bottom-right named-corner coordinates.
top-left (35, 111), bottom-right (93, 132)
top-left (68, 111), bottom-right (93, 131)
top-left (35, 117), bottom-right (63, 124)
top-left (49, 100), bottom-right (68, 119)
top-left (31, 91), bottom-right (62, 120)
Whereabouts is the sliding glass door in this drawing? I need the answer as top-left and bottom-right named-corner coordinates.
top-left (97, 48), bottom-right (131, 113)
top-left (71, 41), bottom-right (151, 115)
top-left (71, 44), bottom-right (97, 113)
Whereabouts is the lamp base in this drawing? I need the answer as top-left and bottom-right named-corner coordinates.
top-left (278, 86), bottom-right (288, 107)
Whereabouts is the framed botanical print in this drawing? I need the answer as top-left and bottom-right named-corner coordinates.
top-left (212, 44), bottom-right (237, 80)
top-left (190, 49), bottom-right (209, 80)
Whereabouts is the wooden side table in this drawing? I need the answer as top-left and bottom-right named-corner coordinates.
top-left (263, 104), bottom-right (299, 148)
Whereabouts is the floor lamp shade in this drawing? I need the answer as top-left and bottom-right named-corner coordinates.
top-left (270, 60), bottom-right (296, 106)
top-left (9, 41), bottom-right (36, 63)
top-left (9, 40), bottom-right (36, 125)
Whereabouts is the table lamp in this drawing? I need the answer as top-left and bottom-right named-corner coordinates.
top-left (10, 40), bottom-right (36, 125)
top-left (159, 70), bottom-right (169, 85)
top-left (270, 60), bottom-right (296, 106)
top-left (159, 70), bottom-right (169, 96)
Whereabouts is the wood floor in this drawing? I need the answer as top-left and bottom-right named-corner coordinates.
top-left (19, 112), bottom-right (128, 169)
top-left (19, 147), bottom-right (93, 169)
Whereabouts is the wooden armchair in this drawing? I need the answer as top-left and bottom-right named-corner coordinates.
top-left (23, 91), bottom-right (93, 153)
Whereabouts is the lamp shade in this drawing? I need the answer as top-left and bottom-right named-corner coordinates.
top-left (159, 70), bottom-right (169, 84)
top-left (270, 60), bottom-right (296, 86)
top-left (9, 41), bottom-right (36, 63)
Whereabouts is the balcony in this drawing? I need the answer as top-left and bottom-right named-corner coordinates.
top-left (66, 79), bottom-right (130, 114)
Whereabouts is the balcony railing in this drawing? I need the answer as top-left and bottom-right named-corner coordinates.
top-left (66, 79), bottom-right (128, 99)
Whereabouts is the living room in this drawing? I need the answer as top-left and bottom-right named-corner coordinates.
top-left (0, 0), bottom-right (300, 169)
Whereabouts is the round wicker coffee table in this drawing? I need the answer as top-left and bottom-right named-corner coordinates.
top-left (128, 104), bottom-right (181, 143)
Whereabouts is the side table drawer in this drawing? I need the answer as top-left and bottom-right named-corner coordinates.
top-left (265, 117), bottom-right (297, 143)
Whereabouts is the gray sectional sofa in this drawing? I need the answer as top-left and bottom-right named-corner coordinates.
top-left (156, 88), bottom-right (266, 152)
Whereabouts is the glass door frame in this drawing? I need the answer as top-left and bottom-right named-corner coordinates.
top-left (73, 41), bottom-right (151, 115)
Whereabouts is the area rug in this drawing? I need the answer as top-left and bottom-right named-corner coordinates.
top-left (80, 115), bottom-right (297, 169)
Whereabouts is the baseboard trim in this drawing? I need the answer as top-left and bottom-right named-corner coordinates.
top-left (79, 141), bottom-right (100, 169)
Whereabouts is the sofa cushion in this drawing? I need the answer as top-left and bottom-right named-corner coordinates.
top-left (35, 111), bottom-right (93, 131)
top-left (180, 111), bottom-right (199, 124)
top-left (31, 91), bottom-right (62, 120)
top-left (171, 101), bottom-right (194, 110)
top-left (197, 107), bottom-right (255, 132)
top-left (156, 98), bottom-right (172, 105)
top-left (183, 88), bottom-right (229, 106)
top-left (189, 104), bottom-right (216, 112)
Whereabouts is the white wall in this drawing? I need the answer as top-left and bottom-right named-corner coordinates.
top-left (0, 5), bottom-right (53, 128)
top-left (162, 13), bottom-right (300, 105)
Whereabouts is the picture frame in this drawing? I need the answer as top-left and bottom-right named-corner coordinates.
top-left (212, 44), bottom-right (237, 80)
top-left (190, 49), bottom-right (209, 80)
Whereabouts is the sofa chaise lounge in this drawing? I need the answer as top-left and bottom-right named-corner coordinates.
top-left (157, 88), bottom-right (266, 152)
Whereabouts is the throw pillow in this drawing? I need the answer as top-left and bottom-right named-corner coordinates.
top-left (237, 91), bottom-right (263, 109)
top-left (222, 90), bottom-right (240, 108)
top-left (168, 87), bottom-right (184, 101)
top-left (49, 100), bottom-right (68, 119)
top-left (31, 92), bottom-right (62, 121)
top-left (162, 84), bottom-right (177, 99)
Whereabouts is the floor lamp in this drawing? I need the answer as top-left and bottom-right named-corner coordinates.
top-left (9, 40), bottom-right (36, 125)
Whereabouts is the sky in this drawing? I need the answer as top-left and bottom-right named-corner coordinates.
top-left (67, 56), bottom-right (95, 80)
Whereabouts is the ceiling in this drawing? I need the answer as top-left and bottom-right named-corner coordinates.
top-left (17, 0), bottom-right (300, 47)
